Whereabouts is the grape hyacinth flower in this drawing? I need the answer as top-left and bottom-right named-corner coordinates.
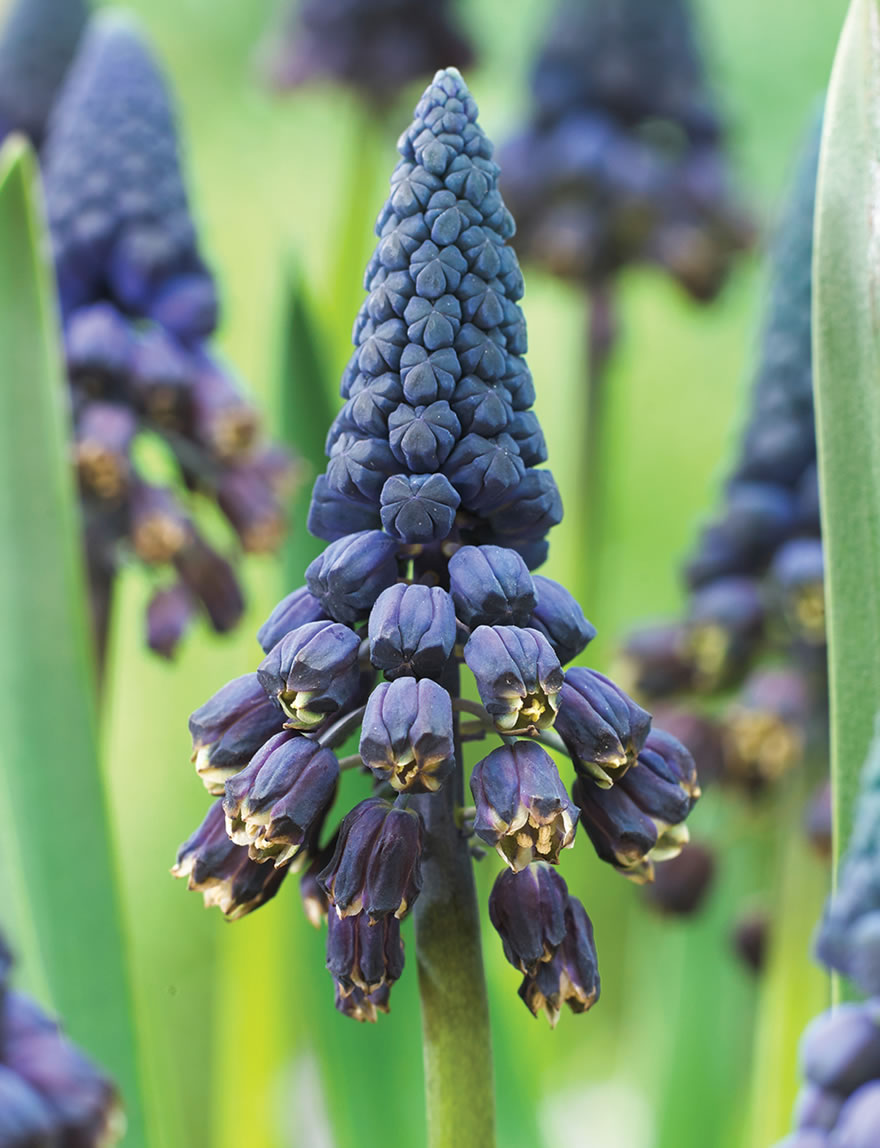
top-left (39, 12), bottom-right (296, 663)
top-left (619, 113), bottom-right (826, 815)
top-left (175, 68), bottom-right (699, 1144)
top-left (261, 0), bottom-right (474, 107)
top-left (0, 933), bottom-right (123, 1145)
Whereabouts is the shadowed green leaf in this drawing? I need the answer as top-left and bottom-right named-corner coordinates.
top-left (0, 137), bottom-right (145, 1142)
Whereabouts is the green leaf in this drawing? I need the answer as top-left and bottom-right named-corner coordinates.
top-left (0, 138), bottom-right (146, 1142)
top-left (813, 0), bottom-right (880, 872)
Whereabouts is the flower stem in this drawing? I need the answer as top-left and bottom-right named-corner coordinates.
top-left (413, 663), bottom-right (496, 1148)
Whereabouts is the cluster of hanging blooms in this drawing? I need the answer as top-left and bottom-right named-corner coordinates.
top-left (773, 736), bottom-right (880, 1147)
top-left (498, 0), bottom-right (752, 301)
top-left (619, 113), bottom-right (825, 833)
top-left (35, 12), bottom-right (295, 660)
top-left (0, 933), bottom-right (123, 1146)
top-left (0, 0), bottom-right (86, 146)
top-left (175, 67), bottom-right (700, 1025)
top-left (261, 0), bottom-right (474, 107)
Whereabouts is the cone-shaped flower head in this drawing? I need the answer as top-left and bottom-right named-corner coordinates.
top-left (518, 896), bottom-right (600, 1026)
top-left (499, 0), bottom-right (751, 297)
top-left (471, 741), bottom-right (578, 870)
top-left (555, 666), bottom-right (652, 787)
top-left (0, 0), bottom-right (87, 145)
top-left (262, 0), bottom-right (474, 106)
top-left (489, 863), bottom-right (570, 973)
top-left (359, 677), bottom-right (455, 793)
top-left (38, 12), bottom-right (295, 657)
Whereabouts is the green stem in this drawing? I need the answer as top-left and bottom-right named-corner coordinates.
top-left (412, 664), bottom-right (496, 1148)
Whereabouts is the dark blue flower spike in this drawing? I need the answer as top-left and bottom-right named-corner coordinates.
top-left (176, 68), bottom-right (699, 1023)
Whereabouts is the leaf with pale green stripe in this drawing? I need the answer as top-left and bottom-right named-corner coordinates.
top-left (0, 137), bottom-right (145, 1142)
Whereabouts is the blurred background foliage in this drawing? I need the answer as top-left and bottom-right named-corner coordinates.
top-left (0, 0), bottom-right (851, 1145)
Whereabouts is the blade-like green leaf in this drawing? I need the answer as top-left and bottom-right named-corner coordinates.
top-left (0, 137), bottom-right (145, 1142)
top-left (814, 0), bottom-right (880, 870)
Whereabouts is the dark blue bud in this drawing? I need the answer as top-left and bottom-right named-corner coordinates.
top-left (572, 774), bottom-right (658, 882)
top-left (801, 1003), bottom-right (880, 1095)
top-left (74, 401), bottom-right (136, 501)
top-left (256, 620), bottom-right (361, 729)
top-left (518, 897), bottom-right (600, 1026)
top-left (528, 575), bottom-right (596, 665)
top-left (454, 322), bottom-right (506, 379)
top-left (400, 343), bottom-right (461, 404)
top-left (258, 586), bottom-right (328, 654)
top-left (831, 1080), bottom-right (880, 1147)
top-left (794, 1084), bottom-right (843, 1133)
top-left (326, 433), bottom-right (398, 505)
top-left (189, 672), bottom-right (285, 794)
top-left (470, 741), bottom-right (577, 870)
top-left (508, 411), bottom-right (547, 466)
top-left (65, 303), bottom-right (132, 396)
top-left (620, 728), bottom-right (701, 827)
top-left (368, 583), bottom-right (456, 680)
top-left (319, 798), bottom-right (424, 922)
top-left (464, 625), bottom-right (563, 733)
top-left (174, 534), bottom-right (245, 634)
top-left (499, 355), bottom-right (536, 411)
top-left (555, 667), bottom-right (652, 787)
top-left (388, 401), bottom-right (461, 471)
top-left (685, 481), bottom-right (797, 588)
top-left (489, 863), bottom-right (569, 973)
top-left (449, 544), bottom-right (536, 629)
top-left (172, 799), bottom-right (288, 919)
top-left (686, 576), bottom-right (765, 692)
top-left (341, 374), bottom-right (404, 439)
top-left (404, 292), bottom-right (461, 349)
top-left (484, 469), bottom-right (563, 542)
top-left (360, 678), bottom-right (455, 793)
top-left (379, 473), bottom-right (460, 543)
top-left (326, 912), bottom-right (404, 1001)
top-left (306, 531), bottom-right (400, 624)
top-left (308, 474), bottom-right (382, 542)
top-left (450, 375), bottom-right (511, 436)
top-left (223, 731), bottom-right (339, 866)
top-left (444, 432), bottom-right (525, 512)
top-left (148, 270), bottom-right (218, 341)
top-left (770, 538), bottom-right (825, 645)
top-left (146, 582), bottom-right (194, 659)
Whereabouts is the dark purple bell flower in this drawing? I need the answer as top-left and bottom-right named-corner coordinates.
top-left (518, 896), bottom-right (600, 1026)
top-left (306, 531), bottom-right (400, 624)
top-left (146, 582), bottom-right (195, 659)
top-left (379, 472), bottom-right (460, 543)
top-left (770, 537), bottom-right (825, 645)
top-left (173, 534), bottom-right (245, 634)
top-left (619, 728), bottom-right (700, 824)
top-left (720, 666), bottom-right (809, 787)
top-left (172, 800), bottom-right (289, 919)
top-left (470, 741), bottom-right (577, 870)
top-left (616, 622), bottom-right (696, 700)
top-left (128, 480), bottom-right (190, 565)
top-left (318, 797), bottom-right (423, 922)
top-left (463, 625), bottom-right (563, 733)
top-left (308, 474), bottom-right (383, 542)
top-left (333, 982), bottom-right (394, 1024)
top-left (685, 576), bottom-right (765, 692)
top-left (489, 863), bottom-right (569, 973)
top-left (326, 912), bottom-right (405, 1003)
top-left (257, 586), bottom-right (328, 654)
top-left (65, 302), bottom-right (133, 397)
top-left (223, 731), bottom-right (339, 866)
top-left (360, 677), bottom-right (455, 793)
top-left (555, 666), bottom-right (651, 788)
top-left (257, 620), bottom-right (361, 730)
top-left (368, 583), bottom-right (456, 680)
top-left (74, 401), bottom-right (136, 502)
top-left (572, 774), bottom-right (659, 882)
top-left (528, 575), bottom-right (596, 665)
top-left (448, 544), bottom-right (536, 629)
top-left (188, 672), bottom-right (285, 794)
top-left (128, 326), bottom-right (194, 430)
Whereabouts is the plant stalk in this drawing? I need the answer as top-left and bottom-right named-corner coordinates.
top-left (413, 663), bottom-right (496, 1148)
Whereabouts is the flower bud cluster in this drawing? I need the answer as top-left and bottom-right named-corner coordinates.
top-left (176, 68), bottom-right (700, 1025)
top-left (0, 0), bottom-right (86, 145)
top-left (0, 933), bottom-right (123, 1145)
top-left (499, 0), bottom-right (752, 299)
top-left (619, 113), bottom-right (825, 801)
top-left (261, 0), bottom-right (474, 107)
top-left (37, 13), bottom-right (295, 657)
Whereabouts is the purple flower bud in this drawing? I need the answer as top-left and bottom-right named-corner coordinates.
top-left (686, 576), bottom-right (765, 692)
top-left (189, 672), bottom-right (285, 793)
top-left (74, 401), bottom-right (136, 501)
top-left (801, 1003), bottom-right (880, 1095)
top-left (0, 1065), bottom-right (56, 1144)
top-left (172, 800), bottom-right (289, 919)
top-left (829, 1080), bottom-right (880, 1147)
top-left (256, 620), bottom-right (361, 730)
top-left (258, 586), bottom-right (328, 654)
top-left (451, 375), bottom-right (511, 436)
top-left (146, 582), bottom-right (194, 658)
top-left (555, 667), bottom-right (652, 788)
top-left (794, 1084), bottom-right (843, 1132)
top-left (326, 912), bottom-right (405, 1003)
top-left (223, 731), bottom-right (339, 866)
top-left (489, 863), bottom-right (569, 973)
top-left (528, 575), bottom-right (596, 665)
top-left (508, 410), bottom-right (547, 466)
top-left (308, 474), bottom-right (383, 542)
top-left (148, 270), bottom-right (218, 341)
top-left (216, 463), bottom-right (287, 555)
top-left (443, 432), bottom-right (525, 512)
top-left (620, 727), bottom-right (700, 823)
top-left (173, 534), bottom-right (245, 634)
top-left (616, 622), bottom-right (695, 700)
top-left (463, 625), bottom-right (563, 733)
top-left (190, 356), bottom-right (259, 462)
top-left (470, 741), bottom-right (577, 870)
top-left (379, 472), bottom-right (460, 543)
top-left (643, 842), bottom-right (716, 916)
top-left (129, 480), bottom-right (190, 564)
top-left (360, 678), bottom-right (455, 793)
top-left (518, 897), bottom-right (600, 1026)
top-left (448, 544), bottom-right (536, 628)
top-left (368, 584), bottom-right (456, 680)
top-left (326, 433), bottom-right (399, 505)
top-left (2, 991), bottom-right (122, 1145)
top-left (771, 538), bottom-right (825, 646)
top-left (128, 327), bottom-right (193, 430)
top-left (318, 797), bottom-right (423, 921)
top-left (388, 401), bottom-right (461, 472)
top-left (721, 667), bottom-right (808, 786)
top-left (572, 774), bottom-right (659, 882)
top-left (306, 531), bottom-right (400, 624)
top-left (484, 469), bottom-right (563, 543)
top-left (65, 302), bottom-right (132, 397)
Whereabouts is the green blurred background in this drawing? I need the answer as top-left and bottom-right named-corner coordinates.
top-left (14, 0), bottom-right (850, 1144)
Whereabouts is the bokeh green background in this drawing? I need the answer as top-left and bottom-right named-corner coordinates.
top-left (14, 0), bottom-right (850, 1144)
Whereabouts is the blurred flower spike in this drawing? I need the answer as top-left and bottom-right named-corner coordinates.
top-left (175, 67), bottom-right (699, 1024)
